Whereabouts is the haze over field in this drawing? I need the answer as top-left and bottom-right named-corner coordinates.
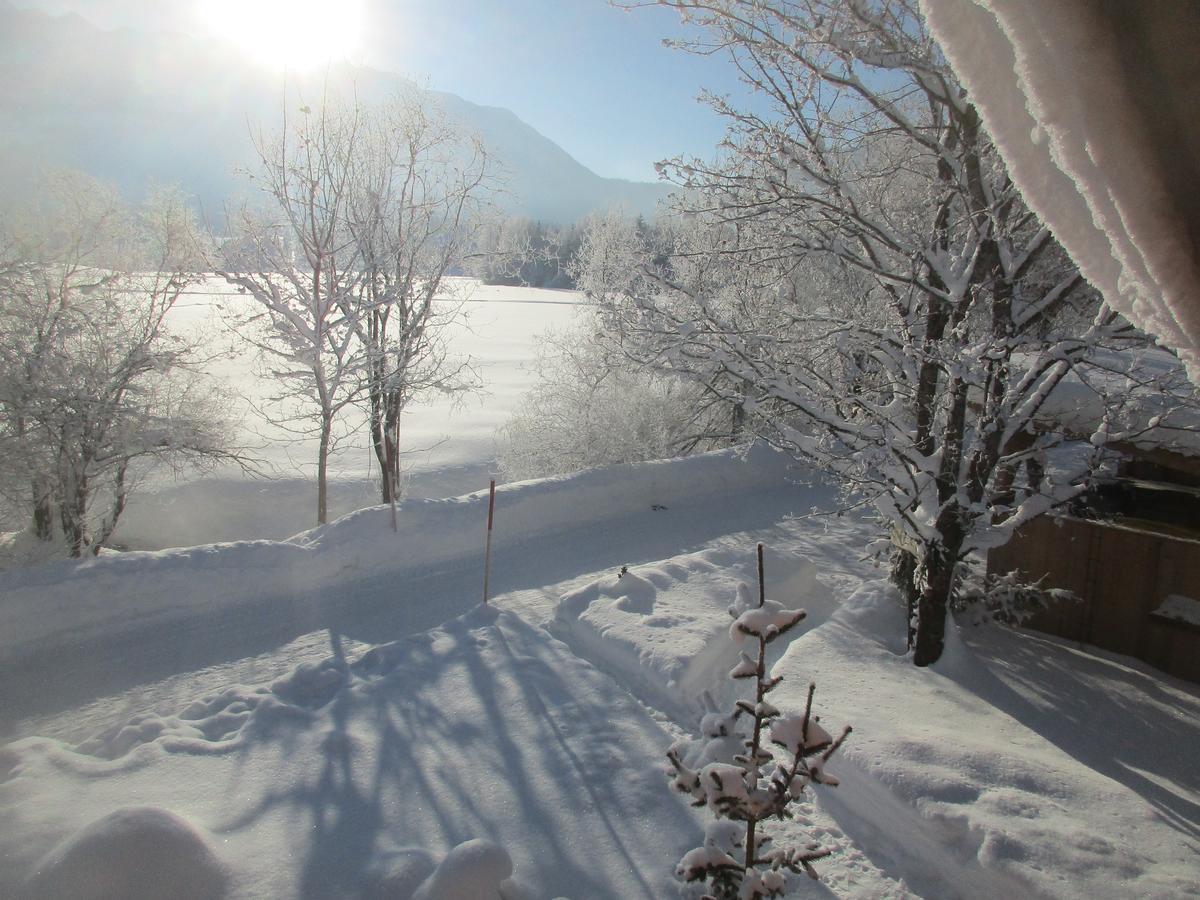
top-left (112, 280), bottom-right (581, 549)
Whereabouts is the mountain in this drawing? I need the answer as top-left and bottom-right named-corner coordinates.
top-left (0, 5), bottom-right (672, 224)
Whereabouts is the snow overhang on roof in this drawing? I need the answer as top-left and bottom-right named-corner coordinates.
top-left (921, 0), bottom-right (1200, 387)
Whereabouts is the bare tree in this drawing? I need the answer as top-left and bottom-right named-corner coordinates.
top-left (586, 0), bottom-right (1171, 664)
top-left (344, 90), bottom-right (491, 509)
top-left (221, 87), bottom-right (491, 525)
top-left (220, 96), bottom-right (368, 526)
top-left (0, 172), bottom-right (235, 557)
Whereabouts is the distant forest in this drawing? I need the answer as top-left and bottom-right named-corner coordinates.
top-left (473, 215), bottom-right (669, 290)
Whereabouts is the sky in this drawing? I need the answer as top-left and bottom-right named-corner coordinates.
top-left (11, 0), bottom-right (761, 182)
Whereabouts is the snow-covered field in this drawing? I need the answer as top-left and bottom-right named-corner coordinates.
top-left (1, 283), bottom-right (1198, 898)
top-left (110, 278), bottom-right (581, 549)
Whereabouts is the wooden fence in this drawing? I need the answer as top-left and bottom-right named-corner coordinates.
top-left (987, 515), bottom-right (1200, 682)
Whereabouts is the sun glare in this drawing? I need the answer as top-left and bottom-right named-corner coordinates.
top-left (196, 0), bottom-right (365, 71)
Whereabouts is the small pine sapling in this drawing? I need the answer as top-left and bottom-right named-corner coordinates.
top-left (667, 544), bottom-right (851, 899)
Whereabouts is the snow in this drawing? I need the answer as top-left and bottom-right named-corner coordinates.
top-left (770, 715), bottom-right (834, 758)
top-left (105, 278), bottom-right (583, 549)
top-left (410, 839), bottom-right (514, 900)
top-left (0, 444), bottom-right (792, 667)
top-left (552, 545), bottom-right (819, 720)
top-left (559, 560), bottom-right (1200, 899)
top-left (22, 806), bottom-right (228, 900)
top-left (1021, 347), bottom-right (1200, 456)
top-left (2, 605), bottom-right (703, 898)
top-left (1153, 594), bottom-right (1200, 627)
top-left (920, 0), bottom-right (1200, 385)
top-left (728, 594), bottom-right (807, 645)
top-left (2, 282), bottom-right (1197, 898)
top-left (2, 451), bottom-right (1198, 897)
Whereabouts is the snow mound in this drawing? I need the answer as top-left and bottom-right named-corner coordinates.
top-left (369, 839), bottom-right (521, 900)
top-left (552, 546), bottom-right (820, 719)
top-left (24, 806), bottom-right (227, 900)
top-left (1153, 593), bottom-right (1200, 627)
top-left (412, 839), bottom-right (513, 900)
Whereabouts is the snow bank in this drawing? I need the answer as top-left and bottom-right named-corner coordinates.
top-left (1153, 593), bottom-right (1200, 627)
top-left (546, 539), bottom-right (1200, 899)
top-left (551, 546), bottom-right (820, 720)
top-left (0, 444), bottom-right (793, 665)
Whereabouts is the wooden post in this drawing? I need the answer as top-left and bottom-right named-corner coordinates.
top-left (483, 479), bottom-right (496, 604)
top-left (757, 542), bottom-right (765, 607)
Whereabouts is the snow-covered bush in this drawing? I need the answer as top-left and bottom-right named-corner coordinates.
top-left (667, 545), bottom-right (850, 899)
top-left (953, 564), bottom-right (1078, 626)
top-left (496, 319), bottom-right (732, 480)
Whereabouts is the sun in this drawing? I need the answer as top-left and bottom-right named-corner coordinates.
top-left (196, 0), bottom-right (365, 71)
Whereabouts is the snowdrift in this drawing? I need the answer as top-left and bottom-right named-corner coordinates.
top-left (0, 445), bottom-right (792, 666)
top-left (552, 546), bottom-right (820, 721)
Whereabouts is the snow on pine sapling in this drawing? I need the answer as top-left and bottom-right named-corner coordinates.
top-left (667, 544), bottom-right (850, 899)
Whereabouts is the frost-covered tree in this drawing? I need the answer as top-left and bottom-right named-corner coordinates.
top-left (472, 216), bottom-right (585, 289)
top-left (667, 545), bottom-right (849, 898)
top-left (220, 97), bottom-right (367, 526)
top-left (0, 172), bottom-right (234, 556)
top-left (343, 90), bottom-right (491, 509)
top-left (588, 0), bottom-right (1164, 665)
top-left (221, 87), bottom-right (492, 524)
top-left (497, 315), bottom-right (735, 481)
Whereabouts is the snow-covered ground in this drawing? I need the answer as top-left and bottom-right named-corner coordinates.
top-left (1, 282), bottom-right (1197, 898)
top-left (3, 449), bottom-right (1198, 898)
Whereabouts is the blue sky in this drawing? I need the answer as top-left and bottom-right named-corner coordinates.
top-left (13, 0), bottom-right (761, 182)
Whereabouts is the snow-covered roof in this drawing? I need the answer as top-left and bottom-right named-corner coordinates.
top-left (1028, 348), bottom-right (1200, 459)
top-left (921, 0), bottom-right (1200, 386)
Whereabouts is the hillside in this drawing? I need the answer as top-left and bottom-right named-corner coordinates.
top-left (0, 4), bottom-right (672, 223)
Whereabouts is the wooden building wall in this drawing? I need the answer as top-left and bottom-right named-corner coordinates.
top-left (988, 515), bottom-right (1200, 682)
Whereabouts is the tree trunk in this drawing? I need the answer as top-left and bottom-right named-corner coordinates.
top-left (371, 414), bottom-right (391, 504)
top-left (61, 474), bottom-right (89, 558)
top-left (93, 462), bottom-right (128, 553)
top-left (381, 431), bottom-right (397, 505)
top-left (890, 549), bottom-right (919, 650)
top-left (317, 414), bottom-right (331, 525)
top-left (912, 553), bottom-right (950, 666)
top-left (730, 398), bottom-right (746, 444)
top-left (378, 391), bottom-right (402, 505)
top-left (32, 476), bottom-right (53, 541)
top-left (912, 518), bottom-right (966, 666)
